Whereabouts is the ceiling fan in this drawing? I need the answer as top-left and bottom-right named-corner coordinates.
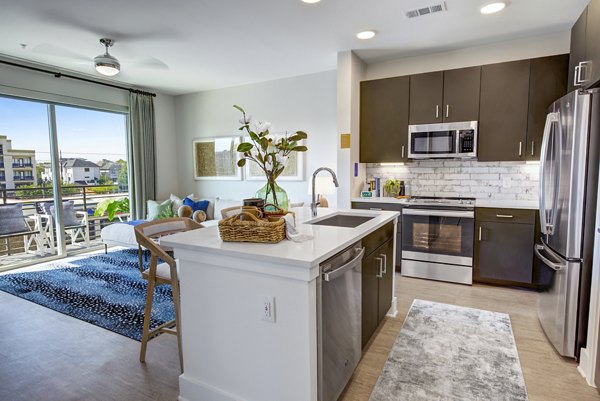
top-left (32, 38), bottom-right (169, 78)
top-left (94, 38), bottom-right (120, 76)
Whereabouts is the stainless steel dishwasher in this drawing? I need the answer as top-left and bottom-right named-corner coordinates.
top-left (317, 241), bottom-right (364, 401)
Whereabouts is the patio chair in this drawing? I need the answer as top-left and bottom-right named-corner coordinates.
top-left (134, 217), bottom-right (203, 373)
top-left (36, 200), bottom-right (90, 248)
top-left (0, 203), bottom-right (50, 256)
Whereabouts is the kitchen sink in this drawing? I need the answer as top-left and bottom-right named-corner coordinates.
top-left (308, 214), bottom-right (375, 228)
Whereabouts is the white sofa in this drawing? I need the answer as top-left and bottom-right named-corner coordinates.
top-left (100, 197), bottom-right (242, 249)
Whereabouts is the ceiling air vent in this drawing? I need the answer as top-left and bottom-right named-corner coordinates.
top-left (405, 2), bottom-right (447, 18)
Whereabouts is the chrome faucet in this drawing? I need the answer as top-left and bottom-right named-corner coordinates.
top-left (311, 167), bottom-right (339, 217)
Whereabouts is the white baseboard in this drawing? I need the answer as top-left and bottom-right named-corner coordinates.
top-left (578, 347), bottom-right (597, 387)
top-left (386, 296), bottom-right (398, 318)
top-left (179, 374), bottom-right (244, 401)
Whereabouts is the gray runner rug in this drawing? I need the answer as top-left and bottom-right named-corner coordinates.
top-left (370, 299), bottom-right (528, 401)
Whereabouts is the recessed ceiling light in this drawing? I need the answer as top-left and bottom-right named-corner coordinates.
top-left (302, 0), bottom-right (321, 3)
top-left (356, 30), bottom-right (376, 40)
top-left (480, 2), bottom-right (507, 14)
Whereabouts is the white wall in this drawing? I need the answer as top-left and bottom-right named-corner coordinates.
top-left (337, 51), bottom-right (366, 208)
top-left (0, 61), bottom-right (177, 198)
top-left (367, 31), bottom-right (571, 80)
top-left (174, 71), bottom-right (337, 206)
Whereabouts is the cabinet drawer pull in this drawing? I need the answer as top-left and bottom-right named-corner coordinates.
top-left (579, 61), bottom-right (591, 83)
top-left (435, 105), bottom-right (439, 119)
top-left (496, 214), bottom-right (514, 218)
top-left (401, 145), bottom-right (405, 159)
top-left (518, 141), bottom-right (523, 157)
top-left (369, 208), bottom-right (382, 211)
top-left (375, 257), bottom-right (383, 278)
top-left (446, 104), bottom-right (450, 118)
top-left (379, 253), bottom-right (387, 274)
top-left (478, 226), bottom-right (482, 241)
top-left (531, 140), bottom-right (535, 156)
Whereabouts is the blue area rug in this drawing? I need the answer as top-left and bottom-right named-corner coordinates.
top-left (0, 249), bottom-right (174, 341)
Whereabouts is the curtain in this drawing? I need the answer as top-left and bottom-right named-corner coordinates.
top-left (128, 92), bottom-right (156, 220)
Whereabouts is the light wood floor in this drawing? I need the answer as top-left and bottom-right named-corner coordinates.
top-left (1, 274), bottom-right (598, 400)
top-left (341, 276), bottom-right (600, 401)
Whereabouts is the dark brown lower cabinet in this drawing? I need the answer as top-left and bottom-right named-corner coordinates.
top-left (474, 208), bottom-right (536, 285)
top-left (361, 225), bottom-right (394, 349)
top-left (352, 202), bottom-right (402, 272)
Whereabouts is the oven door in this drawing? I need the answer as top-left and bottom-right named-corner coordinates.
top-left (402, 208), bottom-right (474, 266)
top-left (408, 130), bottom-right (456, 158)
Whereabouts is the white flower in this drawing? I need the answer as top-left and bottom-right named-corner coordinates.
top-left (275, 154), bottom-right (289, 167)
top-left (254, 120), bottom-right (271, 133)
top-left (265, 160), bottom-right (273, 172)
top-left (267, 144), bottom-right (277, 154)
top-left (239, 114), bottom-right (252, 125)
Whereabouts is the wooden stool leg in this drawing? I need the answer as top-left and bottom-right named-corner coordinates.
top-left (140, 278), bottom-right (156, 363)
top-left (170, 273), bottom-right (184, 373)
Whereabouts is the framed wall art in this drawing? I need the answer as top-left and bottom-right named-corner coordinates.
top-left (193, 136), bottom-right (242, 180)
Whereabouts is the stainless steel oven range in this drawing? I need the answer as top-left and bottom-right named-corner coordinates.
top-left (401, 197), bottom-right (475, 285)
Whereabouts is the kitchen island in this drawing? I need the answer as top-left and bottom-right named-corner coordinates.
top-left (161, 207), bottom-right (399, 401)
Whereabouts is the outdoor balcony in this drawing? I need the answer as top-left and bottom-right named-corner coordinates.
top-left (12, 163), bottom-right (33, 168)
top-left (13, 176), bottom-right (34, 181)
top-left (0, 184), bottom-right (129, 270)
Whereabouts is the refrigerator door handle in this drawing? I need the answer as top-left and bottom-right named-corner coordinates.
top-left (539, 112), bottom-right (559, 234)
top-left (534, 244), bottom-right (566, 271)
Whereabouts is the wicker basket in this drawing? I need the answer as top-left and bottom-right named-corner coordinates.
top-left (263, 203), bottom-right (295, 223)
top-left (218, 212), bottom-right (286, 243)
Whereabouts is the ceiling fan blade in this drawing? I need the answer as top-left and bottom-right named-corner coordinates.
top-left (32, 43), bottom-right (90, 62)
top-left (39, 9), bottom-right (181, 43)
top-left (127, 56), bottom-right (169, 70)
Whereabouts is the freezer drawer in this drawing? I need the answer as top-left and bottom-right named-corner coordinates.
top-left (535, 243), bottom-right (580, 358)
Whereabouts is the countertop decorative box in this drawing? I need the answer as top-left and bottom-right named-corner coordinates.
top-left (361, 191), bottom-right (373, 198)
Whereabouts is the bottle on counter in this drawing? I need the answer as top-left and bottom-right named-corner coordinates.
top-left (399, 180), bottom-right (406, 196)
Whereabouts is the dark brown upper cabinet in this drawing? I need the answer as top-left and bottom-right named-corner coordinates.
top-left (569, 6), bottom-right (588, 92)
top-left (359, 76), bottom-right (410, 163)
top-left (569, 0), bottom-right (600, 91)
top-left (478, 59), bottom-right (531, 162)
top-left (442, 66), bottom-right (481, 122)
top-left (527, 55), bottom-right (569, 161)
top-left (409, 71), bottom-right (444, 124)
top-left (409, 67), bottom-right (480, 125)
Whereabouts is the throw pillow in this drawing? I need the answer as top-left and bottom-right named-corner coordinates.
top-left (183, 197), bottom-right (209, 213)
top-left (147, 199), bottom-right (173, 221)
top-left (50, 201), bottom-right (81, 227)
top-left (0, 204), bottom-right (29, 235)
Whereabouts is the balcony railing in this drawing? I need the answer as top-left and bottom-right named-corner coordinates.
top-left (13, 176), bottom-right (34, 181)
top-left (12, 163), bottom-right (33, 168)
top-left (0, 184), bottom-right (130, 265)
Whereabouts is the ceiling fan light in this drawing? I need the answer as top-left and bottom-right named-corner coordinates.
top-left (94, 53), bottom-right (120, 76)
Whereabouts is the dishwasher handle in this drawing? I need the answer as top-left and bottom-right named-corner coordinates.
top-left (323, 247), bottom-right (365, 282)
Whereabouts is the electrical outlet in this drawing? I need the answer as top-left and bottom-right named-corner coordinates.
top-left (261, 295), bottom-right (276, 323)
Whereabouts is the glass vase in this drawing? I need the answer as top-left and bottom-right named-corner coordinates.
top-left (255, 181), bottom-right (289, 212)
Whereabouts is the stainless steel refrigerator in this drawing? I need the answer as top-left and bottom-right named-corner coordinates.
top-left (536, 89), bottom-right (600, 359)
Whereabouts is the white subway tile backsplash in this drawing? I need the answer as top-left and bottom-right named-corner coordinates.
top-left (367, 160), bottom-right (539, 201)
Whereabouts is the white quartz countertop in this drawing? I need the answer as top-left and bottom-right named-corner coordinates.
top-left (351, 197), bottom-right (538, 210)
top-left (161, 207), bottom-right (399, 268)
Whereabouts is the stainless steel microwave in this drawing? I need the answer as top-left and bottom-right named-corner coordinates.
top-left (408, 121), bottom-right (478, 159)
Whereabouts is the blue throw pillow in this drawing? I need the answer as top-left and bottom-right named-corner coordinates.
top-left (183, 197), bottom-right (209, 213)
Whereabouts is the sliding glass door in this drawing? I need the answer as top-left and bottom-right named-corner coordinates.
top-left (0, 95), bottom-right (128, 270)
